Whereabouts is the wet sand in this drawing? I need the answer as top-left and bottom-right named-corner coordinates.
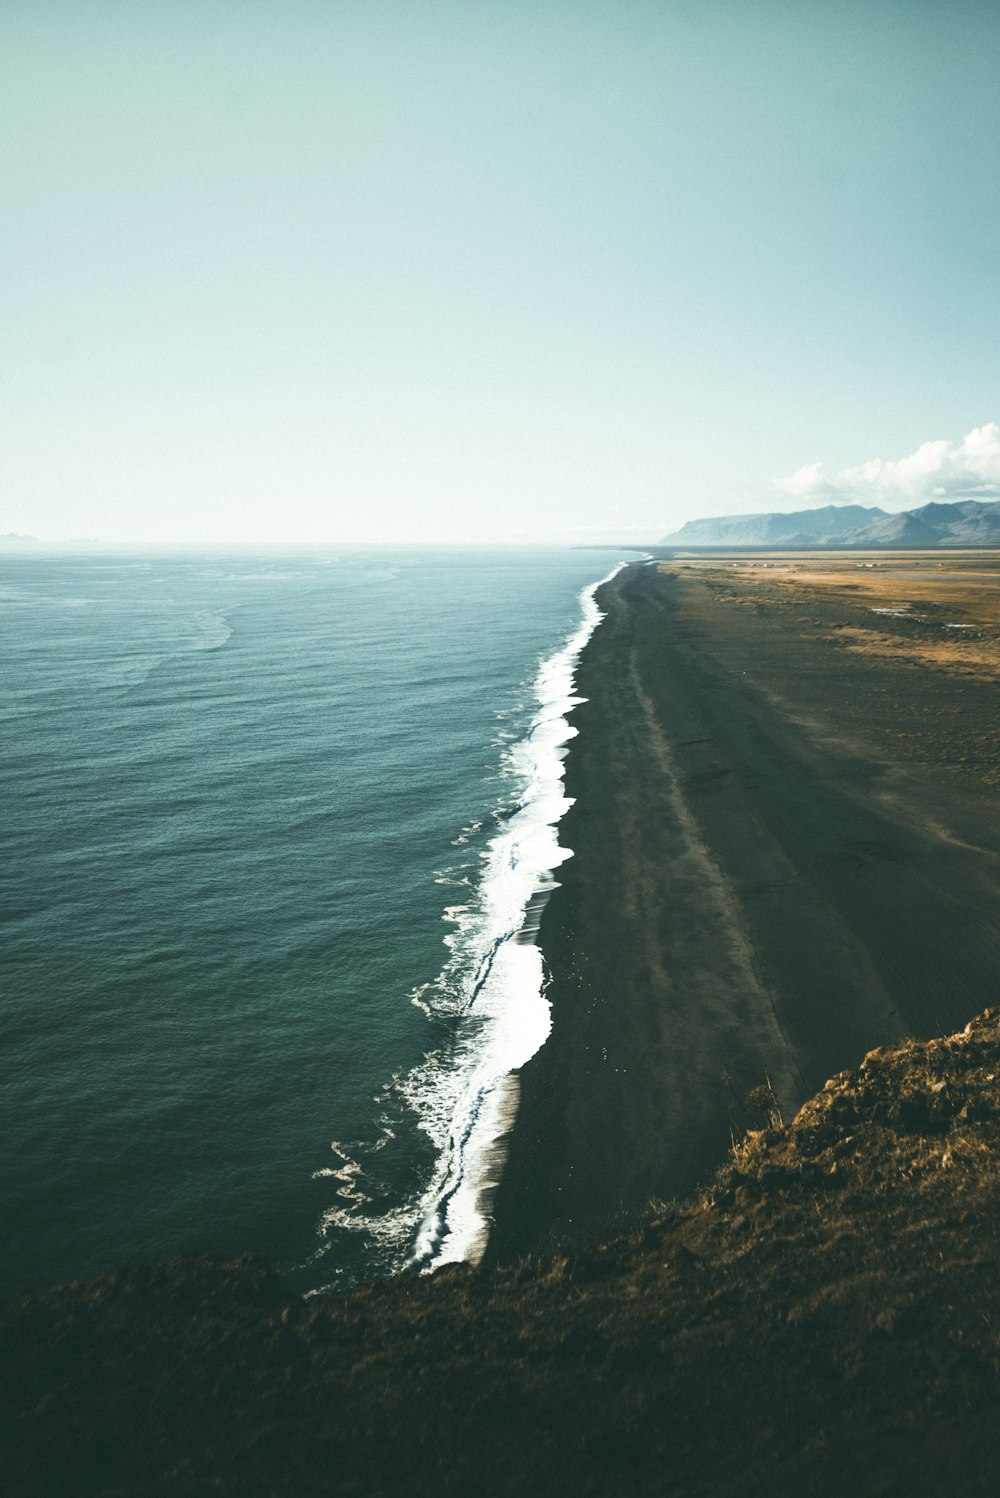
top-left (488, 555), bottom-right (1000, 1260)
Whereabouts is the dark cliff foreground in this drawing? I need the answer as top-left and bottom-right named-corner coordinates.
top-left (4, 1011), bottom-right (1000, 1497)
top-left (490, 556), bottom-right (1000, 1259)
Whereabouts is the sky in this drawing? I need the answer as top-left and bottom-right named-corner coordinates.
top-left (3, 1), bottom-right (999, 546)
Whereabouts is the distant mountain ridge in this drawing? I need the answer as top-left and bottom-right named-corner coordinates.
top-left (661, 498), bottom-right (1000, 548)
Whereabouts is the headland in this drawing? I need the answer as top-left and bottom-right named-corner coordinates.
top-left (7, 1008), bottom-right (1000, 1496)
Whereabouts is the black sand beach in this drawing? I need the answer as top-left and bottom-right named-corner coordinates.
top-left (489, 557), bottom-right (1000, 1259)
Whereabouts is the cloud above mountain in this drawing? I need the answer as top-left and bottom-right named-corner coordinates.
top-left (778, 424), bottom-right (1000, 509)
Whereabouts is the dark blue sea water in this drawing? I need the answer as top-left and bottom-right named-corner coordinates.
top-left (1, 547), bottom-right (626, 1294)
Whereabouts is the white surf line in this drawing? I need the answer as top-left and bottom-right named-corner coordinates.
top-left (408, 561), bottom-right (627, 1272)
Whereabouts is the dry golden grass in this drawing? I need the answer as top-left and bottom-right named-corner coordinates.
top-left (8, 1010), bottom-right (1000, 1498)
top-left (663, 551), bottom-right (1000, 680)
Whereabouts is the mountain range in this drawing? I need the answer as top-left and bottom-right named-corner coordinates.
top-left (661, 497), bottom-right (1000, 548)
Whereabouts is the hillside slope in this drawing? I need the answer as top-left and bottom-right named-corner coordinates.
top-left (4, 1010), bottom-right (1000, 1498)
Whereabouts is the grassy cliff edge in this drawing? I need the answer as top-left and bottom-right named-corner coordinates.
top-left (5, 1008), bottom-right (1000, 1497)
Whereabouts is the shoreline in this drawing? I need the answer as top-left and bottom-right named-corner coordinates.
top-left (488, 557), bottom-right (1000, 1259)
top-left (409, 562), bottom-right (625, 1272)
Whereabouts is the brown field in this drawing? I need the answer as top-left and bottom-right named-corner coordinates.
top-left (664, 550), bottom-right (1000, 681)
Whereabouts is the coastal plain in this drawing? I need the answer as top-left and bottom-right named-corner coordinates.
top-left (490, 553), bottom-right (1000, 1258)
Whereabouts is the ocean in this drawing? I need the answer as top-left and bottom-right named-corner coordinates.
top-left (0, 546), bottom-right (626, 1294)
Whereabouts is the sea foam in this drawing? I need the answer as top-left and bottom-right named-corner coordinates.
top-left (404, 562), bottom-right (624, 1270)
top-left (308, 562), bottom-right (623, 1287)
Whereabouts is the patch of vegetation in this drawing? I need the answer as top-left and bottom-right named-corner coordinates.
top-left (4, 1012), bottom-right (1000, 1497)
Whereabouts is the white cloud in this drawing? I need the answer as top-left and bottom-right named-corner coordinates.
top-left (779, 462), bottom-right (842, 504)
top-left (776, 423), bottom-right (1000, 509)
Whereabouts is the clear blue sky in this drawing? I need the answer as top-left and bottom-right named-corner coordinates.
top-left (3, 1), bottom-right (999, 543)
